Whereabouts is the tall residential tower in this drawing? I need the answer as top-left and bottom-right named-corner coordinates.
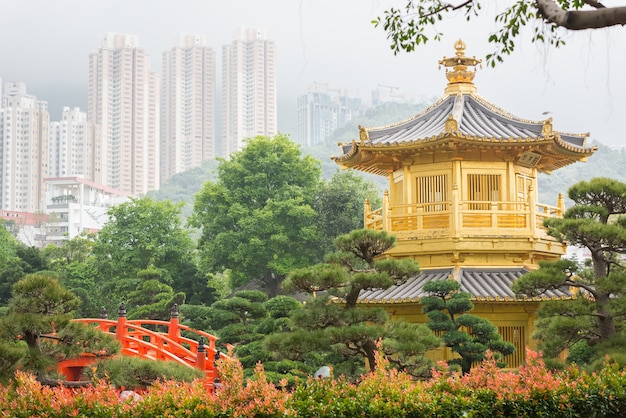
top-left (222, 28), bottom-right (277, 156)
top-left (88, 33), bottom-right (160, 195)
top-left (49, 106), bottom-right (99, 180)
top-left (161, 34), bottom-right (216, 183)
top-left (0, 82), bottom-right (49, 212)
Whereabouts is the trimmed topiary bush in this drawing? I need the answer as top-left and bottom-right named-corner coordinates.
top-left (86, 356), bottom-right (204, 389)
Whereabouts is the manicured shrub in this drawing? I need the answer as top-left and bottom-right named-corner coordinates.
top-left (1, 350), bottom-right (626, 417)
top-left (86, 356), bottom-right (204, 389)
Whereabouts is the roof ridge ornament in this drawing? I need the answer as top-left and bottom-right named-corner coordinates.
top-left (439, 39), bottom-right (482, 95)
top-left (358, 125), bottom-right (369, 143)
top-left (541, 117), bottom-right (554, 137)
top-left (444, 114), bottom-right (458, 133)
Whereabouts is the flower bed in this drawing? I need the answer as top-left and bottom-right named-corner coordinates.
top-left (1, 351), bottom-right (625, 417)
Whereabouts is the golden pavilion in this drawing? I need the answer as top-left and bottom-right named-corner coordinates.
top-left (332, 40), bottom-right (597, 367)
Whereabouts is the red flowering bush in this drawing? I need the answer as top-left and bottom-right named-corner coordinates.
top-left (1, 351), bottom-right (625, 417)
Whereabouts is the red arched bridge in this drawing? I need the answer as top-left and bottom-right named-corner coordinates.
top-left (58, 303), bottom-right (225, 388)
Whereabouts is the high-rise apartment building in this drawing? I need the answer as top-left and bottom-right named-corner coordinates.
top-left (296, 83), bottom-right (362, 147)
top-left (0, 82), bottom-right (49, 212)
top-left (161, 34), bottom-right (216, 183)
top-left (88, 33), bottom-right (160, 195)
top-left (222, 28), bottom-right (277, 156)
top-left (49, 107), bottom-right (99, 180)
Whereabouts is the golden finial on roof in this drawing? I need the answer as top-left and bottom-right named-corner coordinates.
top-left (439, 39), bottom-right (482, 94)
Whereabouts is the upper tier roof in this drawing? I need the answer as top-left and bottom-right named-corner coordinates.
top-left (333, 40), bottom-right (597, 175)
top-left (364, 93), bottom-right (588, 148)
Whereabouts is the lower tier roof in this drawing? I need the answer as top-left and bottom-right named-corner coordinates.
top-left (358, 267), bottom-right (572, 303)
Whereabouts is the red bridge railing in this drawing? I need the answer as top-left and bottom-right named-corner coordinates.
top-left (58, 303), bottom-right (226, 389)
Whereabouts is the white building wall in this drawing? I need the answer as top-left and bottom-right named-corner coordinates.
top-left (161, 34), bottom-right (216, 184)
top-left (0, 82), bottom-right (49, 212)
top-left (49, 107), bottom-right (98, 180)
top-left (88, 33), bottom-right (160, 195)
top-left (44, 176), bottom-right (129, 245)
top-left (222, 27), bottom-right (276, 157)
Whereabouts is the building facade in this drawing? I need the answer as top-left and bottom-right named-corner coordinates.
top-left (0, 82), bottom-right (50, 213)
top-left (296, 83), bottom-right (362, 147)
top-left (161, 34), bottom-right (216, 184)
top-left (221, 28), bottom-right (277, 157)
top-left (333, 40), bottom-right (598, 367)
top-left (42, 176), bottom-right (129, 246)
top-left (49, 106), bottom-right (100, 181)
top-left (88, 33), bottom-right (160, 195)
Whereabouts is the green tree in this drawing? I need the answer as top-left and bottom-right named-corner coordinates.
top-left (0, 221), bottom-right (17, 266)
top-left (0, 241), bottom-right (48, 307)
top-left (314, 171), bottom-right (382, 257)
top-left (95, 197), bottom-right (202, 303)
top-left (513, 178), bottom-right (626, 359)
top-left (205, 290), bottom-right (268, 346)
top-left (0, 273), bottom-right (120, 381)
top-left (422, 280), bottom-right (515, 374)
top-left (374, 1), bottom-right (626, 66)
top-left (0, 224), bottom-right (21, 305)
top-left (179, 291), bottom-right (305, 385)
top-left (190, 134), bottom-right (322, 296)
top-left (41, 233), bottom-right (103, 317)
top-left (268, 229), bottom-right (440, 379)
top-left (126, 268), bottom-right (186, 320)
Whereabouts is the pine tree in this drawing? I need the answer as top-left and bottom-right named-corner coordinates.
top-left (422, 280), bottom-right (515, 374)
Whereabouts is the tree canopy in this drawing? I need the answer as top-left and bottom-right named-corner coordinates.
top-left (374, 1), bottom-right (626, 66)
top-left (94, 197), bottom-right (202, 305)
top-left (314, 170), bottom-right (382, 257)
top-left (190, 134), bottom-right (323, 296)
top-left (268, 229), bottom-right (439, 379)
top-left (513, 178), bottom-right (626, 362)
top-left (422, 279), bottom-right (515, 374)
top-left (0, 274), bottom-right (120, 382)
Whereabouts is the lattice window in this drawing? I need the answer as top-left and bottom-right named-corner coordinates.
top-left (516, 174), bottom-right (532, 202)
top-left (498, 325), bottom-right (526, 368)
top-left (416, 174), bottom-right (448, 212)
top-left (468, 174), bottom-right (500, 210)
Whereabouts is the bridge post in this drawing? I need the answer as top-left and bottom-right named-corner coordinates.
top-left (197, 337), bottom-right (207, 371)
top-left (99, 306), bottom-right (108, 332)
top-left (116, 303), bottom-right (127, 342)
top-left (168, 303), bottom-right (180, 341)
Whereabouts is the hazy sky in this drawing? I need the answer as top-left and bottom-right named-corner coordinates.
top-left (1, 0), bottom-right (625, 147)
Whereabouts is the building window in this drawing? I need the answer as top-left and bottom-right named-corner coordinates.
top-left (468, 174), bottom-right (500, 210)
top-left (516, 174), bottom-right (533, 202)
top-left (416, 174), bottom-right (448, 212)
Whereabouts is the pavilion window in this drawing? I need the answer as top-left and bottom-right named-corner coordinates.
top-left (516, 174), bottom-right (532, 202)
top-left (416, 174), bottom-right (448, 212)
top-left (468, 174), bottom-right (500, 210)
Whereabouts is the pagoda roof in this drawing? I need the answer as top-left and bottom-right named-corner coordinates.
top-left (333, 40), bottom-right (597, 175)
top-left (365, 93), bottom-right (588, 148)
top-left (358, 267), bottom-right (572, 304)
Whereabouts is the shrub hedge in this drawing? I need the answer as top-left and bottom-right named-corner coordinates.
top-left (1, 350), bottom-right (625, 417)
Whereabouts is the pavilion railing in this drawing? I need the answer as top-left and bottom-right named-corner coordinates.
top-left (364, 192), bottom-right (565, 240)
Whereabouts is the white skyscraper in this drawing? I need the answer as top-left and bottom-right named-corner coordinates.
top-left (0, 82), bottom-right (49, 212)
top-left (88, 33), bottom-right (160, 195)
top-left (161, 34), bottom-right (216, 184)
top-left (222, 28), bottom-right (277, 156)
top-left (49, 107), bottom-right (99, 180)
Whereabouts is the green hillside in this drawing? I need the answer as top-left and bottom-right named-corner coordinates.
top-left (538, 142), bottom-right (626, 207)
top-left (149, 103), bottom-right (624, 215)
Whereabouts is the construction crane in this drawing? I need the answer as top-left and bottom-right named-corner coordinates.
top-left (377, 84), bottom-right (399, 92)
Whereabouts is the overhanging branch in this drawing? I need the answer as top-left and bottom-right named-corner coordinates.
top-left (536, 0), bottom-right (626, 29)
